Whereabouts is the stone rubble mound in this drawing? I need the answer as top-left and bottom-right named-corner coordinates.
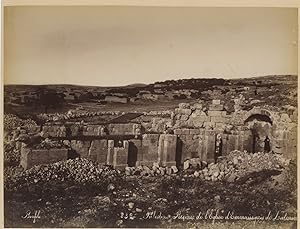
top-left (4, 114), bottom-right (37, 132)
top-left (5, 150), bottom-right (290, 192)
top-left (183, 150), bottom-right (290, 182)
top-left (5, 158), bottom-right (123, 191)
top-left (37, 109), bottom-right (124, 122)
top-left (31, 138), bottom-right (67, 149)
top-left (124, 150), bottom-right (290, 183)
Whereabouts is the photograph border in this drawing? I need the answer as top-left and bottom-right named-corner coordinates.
top-left (1, 1), bottom-right (299, 228)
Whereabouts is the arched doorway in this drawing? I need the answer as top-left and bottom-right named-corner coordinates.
top-left (244, 113), bottom-right (273, 153)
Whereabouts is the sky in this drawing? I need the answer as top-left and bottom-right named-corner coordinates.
top-left (4, 7), bottom-right (298, 86)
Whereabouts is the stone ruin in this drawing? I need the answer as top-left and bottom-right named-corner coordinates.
top-left (20, 99), bottom-right (297, 169)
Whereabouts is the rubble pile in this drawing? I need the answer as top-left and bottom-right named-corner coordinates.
top-left (5, 149), bottom-right (290, 192)
top-left (124, 150), bottom-right (289, 183)
top-left (124, 163), bottom-right (179, 176)
top-left (37, 109), bottom-right (123, 122)
top-left (4, 114), bottom-right (37, 132)
top-left (183, 150), bottom-right (289, 182)
top-left (5, 158), bottom-right (123, 191)
top-left (31, 138), bottom-right (67, 150)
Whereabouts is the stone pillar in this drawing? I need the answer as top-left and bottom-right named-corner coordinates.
top-left (88, 139), bottom-right (108, 164)
top-left (140, 134), bottom-right (160, 167)
top-left (113, 141), bottom-right (129, 169)
top-left (158, 134), bottom-right (177, 167)
top-left (198, 130), bottom-right (215, 163)
top-left (107, 140), bottom-right (114, 165)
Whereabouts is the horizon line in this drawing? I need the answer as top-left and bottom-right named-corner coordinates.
top-left (4, 74), bottom-right (297, 87)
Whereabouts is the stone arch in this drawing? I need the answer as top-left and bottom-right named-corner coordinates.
top-left (243, 108), bottom-right (274, 125)
top-left (244, 108), bottom-right (274, 153)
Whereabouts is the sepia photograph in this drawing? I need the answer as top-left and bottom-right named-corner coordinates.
top-left (2, 3), bottom-right (298, 228)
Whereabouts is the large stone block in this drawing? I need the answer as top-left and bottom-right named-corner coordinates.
top-left (113, 141), bottom-right (129, 169)
top-left (178, 103), bottom-right (190, 109)
top-left (198, 131), bottom-right (216, 163)
top-left (203, 122), bottom-right (216, 129)
top-left (189, 129), bottom-right (200, 135)
top-left (141, 134), bottom-right (160, 165)
top-left (192, 103), bottom-right (203, 110)
top-left (175, 108), bottom-right (192, 116)
top-left (207, 110), bottom-right (227, 117)
top-left (70, 140), bottom-right (91, 158)
top-left (212, 99), bottom-right (221, 105)
top-left (20, 146), bottom-right (68, 169)
top-left (210, 116), bottom-right (229, 123)
top-left (209, 104), bottom-right (224, 111)
top-left (88, 139), bottom-right (108, 163)
top-left (158, 134), bottom-right (177, 167)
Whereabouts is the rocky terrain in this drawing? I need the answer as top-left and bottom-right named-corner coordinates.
top-left (4, 146), bottom-right (297, 228)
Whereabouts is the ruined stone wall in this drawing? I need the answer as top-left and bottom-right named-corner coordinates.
top-left (108, 123), bottom-right (141, 135)
top-left (41, 123), bottom-right (140, 137)
top-left (21, 100), bottom-right (297, 169)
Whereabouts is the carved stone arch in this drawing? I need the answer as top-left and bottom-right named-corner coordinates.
top-left (243, 108), bottom-right (274, 125)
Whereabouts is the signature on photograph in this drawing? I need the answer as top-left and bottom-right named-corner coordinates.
top-left (22, 210), bottom-right (41, 223)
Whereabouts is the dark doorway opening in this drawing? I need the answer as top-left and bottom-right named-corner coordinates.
top-left (175, 137), bottom-right (183, 167)
top-left (128, 142), bottom-right (138, 167)
top-left (68, 149), bottom-right (80, 159)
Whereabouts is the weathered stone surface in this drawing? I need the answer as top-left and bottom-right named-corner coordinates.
top-left (113, 141), bottom-right (129, 169)
top-left (212, 99), bottom-right (221, 105)
top-left (88, 139), bottom-right (107, 163)
top-left (70, 140), bottom-right (91, 158)
top-left (178, 103), bottom-right (190, 109)
top-left (210, 116), bottom-right (227, 123)
top-left (209, 104), bottom-right (224, 111)
top-left (192, 103), bottom-right (203, 110)
top-left (175, 108), bottom-right (192, 116)
top-left (203, 122), bottom-right (215, 129)
top-left (141, 134), bottom-right (160, 165)
top-left (158, 134), bottom-right (177, 167)
top-left (20, 146), bottom-right (68, 169)
top-left (183, 160), bottom-right (190, 170)
top-left (207, 110), bottom-right (227, 117)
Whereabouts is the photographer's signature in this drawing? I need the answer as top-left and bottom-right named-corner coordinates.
top-left (22, 210), bottom-right (41, 223)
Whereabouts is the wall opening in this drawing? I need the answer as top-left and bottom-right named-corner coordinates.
top-left (128, 142), bottom-right (138, 167)
top-left (175, 137), bottom-right (183, 167)
top-left (67, 149), bottom-right (80, 159)
top-left (246, 113), bottom-right (273, 153)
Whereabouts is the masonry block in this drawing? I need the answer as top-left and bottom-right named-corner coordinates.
top-left (209, 104), bottom-right (224, 111)
top-left (141, 134), bottom-right (160, 165)
top-left (113, 141), bottom-right (129, 169)
top-left (20, 146), bottom-right (68, 169)
top-left (189, 129), bottom-right (200, 135)
top-left (207, 110), bottom-right (227, 117)
top-left (210, 116), bottom-right (227, 123)
top-left (70, 140), bottom-right (91, 158)
top-left (158, 134), bottom-right (177, 167)
top-left (88, 139), bottom-right (107, 163)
